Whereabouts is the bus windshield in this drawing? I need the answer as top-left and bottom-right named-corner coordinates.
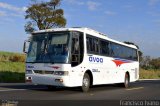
top-left (26, 32), bottom-right (70, 63)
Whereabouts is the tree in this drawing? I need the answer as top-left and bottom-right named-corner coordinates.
top-left (25, 0), bottom-right (66, 33)
top-left (149, 58), bottom-right (160, 69)
top-left (140, 56), bottom-right (151, 69)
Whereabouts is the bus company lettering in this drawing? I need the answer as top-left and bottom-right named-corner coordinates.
top-left (27, 66), bottom-right (34, 69)
top-left (89, 56), bottom-right (103, 63)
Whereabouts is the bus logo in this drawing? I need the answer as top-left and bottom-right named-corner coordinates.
top-left (89, 56), bottom-right (103, 63)
top-left (27, 66), bottom-right (34, 68)
top-left (48, 66), bottom-right (60, 69)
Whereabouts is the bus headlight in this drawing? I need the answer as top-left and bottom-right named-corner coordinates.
top-left (54, 71), bottom-right (69, 76)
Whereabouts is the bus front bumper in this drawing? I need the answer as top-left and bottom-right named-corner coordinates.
top-left (25, 74), bottom-right (73, 87)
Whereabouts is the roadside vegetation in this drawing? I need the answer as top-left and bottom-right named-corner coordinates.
top-left (140, 68), bottom-right (160, 79)
top-left (0, 51), bottom-right (25, 82)
top-left (139, 56), bottom-right (160, 79)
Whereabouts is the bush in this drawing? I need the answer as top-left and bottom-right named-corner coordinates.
top-left (9, 54), bottom-right (25, 62)
top-left (0, 51), bottom-right (26, 62)
top-left (0, 54), bottom-right (9, 62)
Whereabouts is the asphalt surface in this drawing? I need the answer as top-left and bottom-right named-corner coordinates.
top-left (0, 80), bottom-right (160, 106)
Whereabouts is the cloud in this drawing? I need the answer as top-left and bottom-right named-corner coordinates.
top-left (0, 10), bottom-right (7, 16)
top-left (0, 2), bottom-right (26, 13)
top-left (0, 17), bottom-right (15, 25)
top-left (10, 13), bottom-right (24, 18)
top-left (149, 0), bottom-right (160, 6)
top-left (64, 0), bottom-right (84, 5)
top-left (87, 1), bottom-right (101, 11)
top-left (0, 2), bottom-right (26, 18)
top-left (104, 11), bottom-right (116, 16)
top-left (64, 0), bottom-right (100, 11)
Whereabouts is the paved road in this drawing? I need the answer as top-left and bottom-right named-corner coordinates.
top-left (0, 80), bottom-right (160, 105)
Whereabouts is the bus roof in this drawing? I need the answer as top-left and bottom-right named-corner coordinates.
top-left (33, 27), bottom-right (138, 49)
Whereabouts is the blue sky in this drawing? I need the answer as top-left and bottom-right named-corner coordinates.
top-left (0, 0), bottom-right (160, 57)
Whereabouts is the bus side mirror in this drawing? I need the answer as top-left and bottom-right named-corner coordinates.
top-left (23, 40), bottom-right (30, 53)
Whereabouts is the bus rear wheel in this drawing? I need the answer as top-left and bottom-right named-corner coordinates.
top-left (124, 73), bottom-right (130, 88)
top-left (82, 73), bottom-right (90, 92)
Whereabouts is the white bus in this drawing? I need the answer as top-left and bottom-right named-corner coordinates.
top-left (24, 27), bottom-right (139, 92)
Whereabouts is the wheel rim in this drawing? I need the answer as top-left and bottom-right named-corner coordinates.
top-left (83, 77), bottom-right (89, 88)
top-left (125, 75), bottom-right (129, 87)
top-left (125, 78), bottom-right (128, 85)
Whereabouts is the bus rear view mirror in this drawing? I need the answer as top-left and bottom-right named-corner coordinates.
top-left (23, 40), bottom-right (30, 53)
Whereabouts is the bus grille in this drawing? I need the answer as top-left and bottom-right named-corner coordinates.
top-left (34, 70), bottom-right (54, 75)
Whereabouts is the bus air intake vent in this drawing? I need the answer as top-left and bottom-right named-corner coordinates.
top-left (34, 70), bottom-right (54, 74)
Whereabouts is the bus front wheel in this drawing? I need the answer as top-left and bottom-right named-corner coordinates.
top-left (82, 73), bottom-right (90, 92)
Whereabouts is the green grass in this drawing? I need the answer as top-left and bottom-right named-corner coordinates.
top-left (0, 62), bottom-right (25, 72)
top-left (140, 68), bottom-right (160, 79)
top-left (0, 51), bottom-right (25, 82)
top-left (0, 62), bottom-right (25, 83)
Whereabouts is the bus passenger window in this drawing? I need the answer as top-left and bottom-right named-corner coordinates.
top-left (100, 40), bottom-right (109, 56)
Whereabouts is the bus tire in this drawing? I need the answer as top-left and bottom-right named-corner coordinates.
top-left (124, 73), bottom-right (130, 88)
top-left (82, 73), bottom-right (90, 92)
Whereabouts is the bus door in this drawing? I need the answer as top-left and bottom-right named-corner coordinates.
top-left (70, 31), bottom-right (84, 85)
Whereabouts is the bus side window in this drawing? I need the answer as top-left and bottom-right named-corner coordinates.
top-left (109, 43), bottom-right (115, 57)
top-left (87, 37), bottom-right (93, 52)
top-left (93, 38), bottom-right (99, 53)
top-left (100, 40), bottom-right (109, 56)
top-left (86, 35), bottom-right (99, 54)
